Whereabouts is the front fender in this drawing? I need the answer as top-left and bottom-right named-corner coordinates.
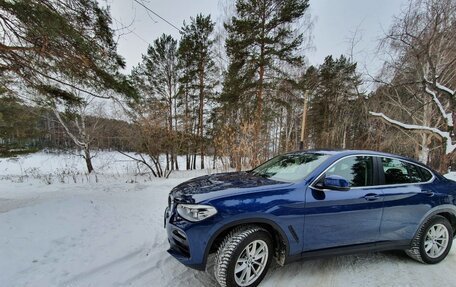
top-left (201, 214), bottom-right (292, 268)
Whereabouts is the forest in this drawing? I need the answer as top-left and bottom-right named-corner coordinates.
top-left (1, 0), bottom-right (455, 175)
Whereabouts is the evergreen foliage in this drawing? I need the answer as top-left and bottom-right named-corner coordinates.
top-left (178, 14), bottom-right (217, 169)
top-left (0, 0), bottom-right (135, 102)
top-left (222, 0), bottom-right (310, 165)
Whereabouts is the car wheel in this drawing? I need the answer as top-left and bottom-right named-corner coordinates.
top-left (406, 215), bottom-right (453, 264)
top-left (214, 225), bottom-right (273, 287)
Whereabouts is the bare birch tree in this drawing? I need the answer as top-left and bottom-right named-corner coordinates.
top-left (50, 94), bottom-right (105, 173)
top-left (370, 0), bottom-right (456, 168)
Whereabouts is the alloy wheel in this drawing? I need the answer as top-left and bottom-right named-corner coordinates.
top-left (424, 223), bottom-right (449, 258)
top-left (234, 239), bottom-right (269, 286)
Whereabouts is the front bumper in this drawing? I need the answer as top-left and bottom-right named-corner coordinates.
top-left (164, 206), bottom-right (213, 271)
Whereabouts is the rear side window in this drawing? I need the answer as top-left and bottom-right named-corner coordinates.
top-left (417, 166), bottom-right (433, 181)
top-left (325, 156), bottom-right (374, 187)
top-left (381, 157), bottom-right (433, 184)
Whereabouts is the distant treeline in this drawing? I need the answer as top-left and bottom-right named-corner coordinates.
top-left (0, 97), bottom-right (133, 153)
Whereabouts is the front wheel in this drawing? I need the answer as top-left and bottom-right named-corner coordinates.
top-left (214, 226), bottom-right (273, 287)
top-left (406, 215), bottom-right (453, 264)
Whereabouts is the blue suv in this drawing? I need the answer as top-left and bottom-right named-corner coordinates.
top-left (164, 150), bottom-right (456, 287)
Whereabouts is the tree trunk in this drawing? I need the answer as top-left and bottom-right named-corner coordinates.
top-left (168, 87), bottom-right (175, 171)
top-left (342, 128), bottom-right (347, 149)
top-left (254, 61), bottom-right (265, 166)
top-left (173, 94), bottom-right (179, 171)
top-left (155, 155), bottom-right (163, 177)
top-left (192, 153), bottom-right (197, 170)
top-left (235, 152), bottom-right (242, 172)
top-left (278, 107), bottom-right (284, 152)
top-left (169, 141), bottom-right (174, 172)
top-left (300, 91), bottom-right (309, 150)
top-left (186, 152), bottom-right (191, 170)
top-left (198, 65), bottom-right (205, 169)
top-left (84, 148), bottom-right (94, 173)
top-left (418, 133), bottom-right (430, 164)
top-left (185, 85), bottom-right (191, 170)
top-left (253, 6), bottom-right (266, 167)
top-left (175, 155), bottom-right (179, 170)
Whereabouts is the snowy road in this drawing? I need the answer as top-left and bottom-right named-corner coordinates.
top-left (1, 177), bottom-right (456, 287)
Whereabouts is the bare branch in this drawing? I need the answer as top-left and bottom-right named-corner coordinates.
top-left (52, 108), bottom-right (85, 148)
top-left (424, 85), bottom-right (453, 127)
top-left (369, 111), bottom-right (455, 154)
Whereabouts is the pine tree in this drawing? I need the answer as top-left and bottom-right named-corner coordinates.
top-left (135, 34), bottom-right (179, 171)
top-left (307, 55), bottom-right (362, 148)
top-left (223, 0), bottom-right (309, 165)
top-left (178, 14), bottom-right (217, 169)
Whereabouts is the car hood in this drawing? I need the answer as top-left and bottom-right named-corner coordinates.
top-left (169, 171), bottom-right (291, 204)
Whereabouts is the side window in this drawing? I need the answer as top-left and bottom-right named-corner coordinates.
top-left (325, 156), bottom-right (374, 187)
top-left (418, 166), bottom-right (433, 182)
top-left (381, 158), bottom-right (432, 184)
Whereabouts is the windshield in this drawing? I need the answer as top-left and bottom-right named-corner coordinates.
top-left (250, 153), bottom-right (330, 183)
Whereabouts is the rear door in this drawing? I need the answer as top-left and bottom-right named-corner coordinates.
top-left (303, 155), bottom-right (384, 251)
top-left (379, 157), bottom-right (437, 242)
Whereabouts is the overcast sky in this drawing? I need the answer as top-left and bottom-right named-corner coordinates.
top-left (108, 0), bottom-right (408, 76)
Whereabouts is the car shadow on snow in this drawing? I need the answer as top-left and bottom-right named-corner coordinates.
top-left (260, 251), bottom-right (418, 287)
top-left (192, 251), bottom-right (420, 287)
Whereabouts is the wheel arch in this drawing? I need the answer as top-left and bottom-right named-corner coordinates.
top-left (436, 211), bottom-right (456, 235)
top-left (415, 205), bottom-right (456, 238)
top-left (203, 218), bottom-right (290, 268)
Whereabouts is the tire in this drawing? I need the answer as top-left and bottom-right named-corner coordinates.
top-left (406, 215), bottom-right (453, 264)
top-left (214, 225), bottom-right (273, 287)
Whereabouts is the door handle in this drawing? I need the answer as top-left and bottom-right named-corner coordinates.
top-left (364, 193), bottom-right (380, 201)
top-left (421, 190), bottom-right (434, 196)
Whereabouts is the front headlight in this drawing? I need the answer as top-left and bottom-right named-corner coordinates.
top-left (176, 204), bottom-right (218, 222)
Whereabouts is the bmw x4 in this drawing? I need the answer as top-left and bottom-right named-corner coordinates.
top-left (164, 150), bottom-right (456, 287)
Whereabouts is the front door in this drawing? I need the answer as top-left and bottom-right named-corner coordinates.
top-left (303, 156), bottom-right (384, 251)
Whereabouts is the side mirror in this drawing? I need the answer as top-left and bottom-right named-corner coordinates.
top-left (323, 175), bottom-right (350, 191)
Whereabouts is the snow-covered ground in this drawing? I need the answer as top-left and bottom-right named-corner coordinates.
top-left (0, 150), bottom-right (223, 184)
top-left (0, 150), bottom-right (140, 177)
top-left (1, 153), bottom-right (456, 286)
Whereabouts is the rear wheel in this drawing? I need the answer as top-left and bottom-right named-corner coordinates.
top-left (406, 215), bottom-right (453, 264)
top-left (214, 226), bottom-right (273, 287)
